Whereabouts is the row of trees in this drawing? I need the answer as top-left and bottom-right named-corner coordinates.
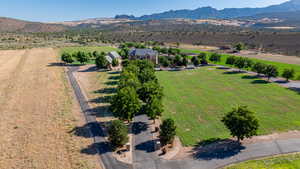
top-left (108, 60), bottom-right (176, 148)
top-left (226, 55), bottom-right (295, 81)
top-left (61, 51), bottom-right (101, 64)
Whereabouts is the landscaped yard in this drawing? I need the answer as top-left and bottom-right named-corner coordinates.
top-left (180, 48), bottom-right (300, 80)
top-left (60, 46), bottom-right (118, 65)
top-left (157, 67), bottom-right (300, 146)
top-left (225, 153), bottom-right (300, 169)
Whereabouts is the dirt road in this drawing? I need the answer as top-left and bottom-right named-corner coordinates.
top-left (0, 48), bottom-right (100, 169)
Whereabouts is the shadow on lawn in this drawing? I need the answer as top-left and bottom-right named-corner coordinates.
top-left (192, 138), bottom-right (245, 160)
top-left (223, 70), bottom-right (247, 75)
top-left (251, 80), bottom-right (269, 84)
top-left (288, 87), bottom-right (300, 95)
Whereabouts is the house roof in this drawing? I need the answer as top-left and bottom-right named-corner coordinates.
top-left (105, 55), bottom-right (113, 64)
top-left (129, 48), bottom-right (158, 57)
top-left (108, 51), bottom-right (121, 59)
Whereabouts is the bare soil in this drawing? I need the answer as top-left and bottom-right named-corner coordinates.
top-left (0, 48), bottom-right (100, 169)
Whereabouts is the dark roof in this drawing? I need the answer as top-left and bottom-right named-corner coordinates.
top-left (129, 48), bottom-right (158, 57)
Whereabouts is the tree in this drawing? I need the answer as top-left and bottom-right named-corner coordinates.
top-left (159, 119), bottom-right (176, 146)
top-left (110, 87), bottom-right (141, 122)
top-left (138, 80), bottom-right (163, 103)
top-left (144, 97), bottom-right (164, 122)
top-left (244, 58), bottom-right (253, 69)
top-left (182, 57), bottom-right (189, 67)
top-left (209, 53), bottom-right (221, 63)
top-left (61, 53), bottom-right (74, 64)
top-left (191, 56), bottom-right (200, 66)
top-left (138, 68), bottom-right (157, 84)
top-left (221, 106), bottom-right (259, 142)
top-left (119, 47), bottom-right (129, 59)
top-left (118, 71), bottom-right (141, 90)
top-left (95, 53), bottom-right (108, 69)
top-left (108, 120), bottom-right (129, 149)
top-left (77, 51), bottom-right (89, 64)
top-left (198, 53), bottom-right (208, 65)
top-left (159, 56), bottom-right (170, 67)
top-left (234, 57), bottom-right (246, 71)
top-left (282, 68), bottom-right (295, 81)
top-left (264, 65), bottom-right (279, 81)
top-left (174, 55), bottom-right (182, 66)
top-left (234, 42), bottom-right (246, 52)
top-left (251, 62), bottom-right (266, 76)
top-left (226, 55), bottom-right (236, 65)
top-left (112, 58), bottom-right (119, 67)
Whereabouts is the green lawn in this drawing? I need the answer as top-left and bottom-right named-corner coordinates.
top-left (180, 48), bottom-right (300, 80)
top-left (157, 67), bottom-right (300, 146)
top-left (225, 153), bottom-right (300, 169)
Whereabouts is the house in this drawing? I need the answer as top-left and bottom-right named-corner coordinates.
top-left (129, 48), bottom-right (158, 64)
top-left (105, 51), bottom-right (121, 70)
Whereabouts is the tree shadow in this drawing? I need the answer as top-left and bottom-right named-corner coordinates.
top-left (108, 76), bottom-right (121, 80)
top-left (131, 121), bottom-right (148, 135)
top-left (89, 95), bottom-right (113, 104)
top-left (81, 141), bottom-right (112, 155)
top-left (94, 88), bottom-right (117, 94)
top-left (108, 71), bottom-right (121, 75)
top-left (192, 139), bottom-right (245, 160)
top-left (251, 80), bottom-right (269, 84)
top-left (78, 66), bottom-right (99, 72)
top-left (216, 67), bottom-right (231, 70)
top-left (105, 81), bottom-right (118, 86)
top-left (47, 62), bottom-right (84, 67)
top-left (87, 106), bottom-right (112, 118)
top-left (288, 87), bottom-right (300, 95)
top-left (274, 80), bottom-right (289, 84)
top-left (135, 139), bottom-right (158, 153)
top-left (223, 70), bottom-right (246, 75)
top-left (69, 124), bottom-right (93, 138)
top-left (241, 75), bottom-right (258, 79)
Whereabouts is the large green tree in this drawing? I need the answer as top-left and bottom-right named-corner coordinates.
top-left (159, 119), bottom-right (176, 146)
top-left (221, 106), bottom-right (259, 142)
top-left (110, 87), bottom-right (141, 122)
top-left (282, 68), bottom-right (295, 81)
top-left (264, 65), bottom-right (279, 81)
top-left (209, 53), bottom-right (221, 63)
top-left (144, 97), bottom-right (164, 122)
top-left (95, 52), bottom-right (108, 69)
top-left (251, 62), bottom-right (267, 76)
top-left (138, 80), bottom-right (163, 103)
top-left (108, 120), bottom-right (129, 149)
top-left (61, 53), bottom-right (74, 64)
top-left (76, 51), bottom-right (89, 64)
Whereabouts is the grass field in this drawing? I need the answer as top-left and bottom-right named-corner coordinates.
top-left (225, 153), bottom-right (300, 169)
top-left (180, 49), bottom-right (300, 80)
top-left (157, 67), bottom-right (300, 146)
top-left (60, 46), bottom-right (118, 65)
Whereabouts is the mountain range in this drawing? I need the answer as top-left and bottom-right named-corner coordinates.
top-left (118, 0), bottom-right (300, 20)
top-left (1, 0), bottom-right (300, 32)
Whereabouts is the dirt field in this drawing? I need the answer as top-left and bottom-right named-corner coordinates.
top-left (0, 48), bottom-right (100, 169)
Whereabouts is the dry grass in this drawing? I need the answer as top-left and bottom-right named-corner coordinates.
top-left (0, 48), bottom-right (100, 169)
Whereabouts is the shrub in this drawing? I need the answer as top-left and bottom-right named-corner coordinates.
top-left (108, 120), bottom-right (129, 149)
top-left (226, 55), bottom-right (236, 65)
top-left (209, 53), bottom-right (221, 62)
top-left (112, 58), bottom-right (119, 67)
top-left (159, 119), bottom-right (176, 146)
top-left (95, 53), bottom-right (108, 69)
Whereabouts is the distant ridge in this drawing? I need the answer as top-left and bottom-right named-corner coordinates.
top-left (0, 17), bottom-right (66, 32)
top-left (117, 0), bottom-right (300, 20)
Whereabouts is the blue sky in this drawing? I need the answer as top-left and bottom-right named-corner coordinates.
top-left (0, 0), bottom-right (289, 22)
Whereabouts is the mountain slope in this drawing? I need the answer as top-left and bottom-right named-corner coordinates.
top-left (134, 0), bottom-right (300, 20)
top-left (0, 17), bottom-right (66, 32)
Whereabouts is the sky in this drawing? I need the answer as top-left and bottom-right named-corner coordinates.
top-left (0, 0), bottom-right (289, 22)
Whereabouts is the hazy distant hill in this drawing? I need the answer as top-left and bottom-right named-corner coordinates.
top-left (0, 17), bottom-right (66, 32)
top-left (132, 0), bottom-right (300, 20)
